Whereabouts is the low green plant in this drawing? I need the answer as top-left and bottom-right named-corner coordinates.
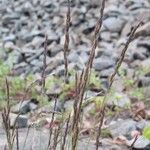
top-left (89, 69), bottom-right (101, 88)
top-left (119, 68), bottom-right (134, 88)
top-left (136, 66), bottom-right (150, 76)
top-left (101, 128), bottom-right (111, 138)
top-left (130, 87), bottom-right (144, 100)
top-left (143, 125), bottom-right (150, 140)
top-left (0, 63), bottom-right (10, 77)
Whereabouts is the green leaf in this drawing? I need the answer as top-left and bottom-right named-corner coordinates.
top-left (143, 125), bottom-right (150, 140)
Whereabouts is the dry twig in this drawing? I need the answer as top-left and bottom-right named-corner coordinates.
top-left (95, 22), bottom-right (143, 150)
top-left (71, 0), bottom-right (106, 149)
top-left (64, 0), bottom-right (71, 81)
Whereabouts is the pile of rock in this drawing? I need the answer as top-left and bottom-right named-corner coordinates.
top-left (0, 0), bottom-right (149, 80)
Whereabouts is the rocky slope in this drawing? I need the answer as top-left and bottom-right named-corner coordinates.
top-left (0, 0), bottom-right (150, 149)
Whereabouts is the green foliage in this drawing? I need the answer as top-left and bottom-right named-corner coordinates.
top-left (89, 70), bottom-right (101, 88)
top-left (136, 66), bottom-right (150, 76)
top-left (37, 95), bottom-right (49, 106)
top-left (10, 77), bottom-right (25, 95)
top-left (130, 88), bottom-right (144, 100)
top-left (0, 62), bottom-right (11, 106)
top-left (101, 128), bottom-right (112, 138)
top-left (0, 64), bottom-right (10, 77)
top-left (119, 68), bottom-right (134, 88)
top-left (45, 76), bottom-right (62, 90)
top-left (143, 125), bottom-right (150, 140)
top-left (94, 96), bottom-right (104, 109)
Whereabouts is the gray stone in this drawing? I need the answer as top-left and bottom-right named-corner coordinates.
top-left (100, 31), bottom-right (111, 41)
top-left (0, 48), bottom-right (7, 60)
top-left (68, 52), bottom-right (79, 63)
top-left (99, 68), bottom-right (114, 78)
top-left (84, 90), bottom-right (98, 100)
top-left (0, 128), bottom-right (129, 150)
top-left (11, 100), bottom-right (38, 114)
top-left (127, 136), bottom-right (150, 149)
top-left (135, 22), bottom-right (150, 37)
top-left (46, 84), bottom-right (62, 97)
top-left (48, 43), bottom-right (63, 57)
top-left (47, 31), bottom-right (59, 43)
top-left (141, 58), bottom-right (150, 69)
top-left (138, 77), bottom-right (150, 87)
top-left (93, 57), bottom-right (115, 71)
top-left (23, 1), bottom-right (33, 12)
top-left (136, 120), bottom-right (150, 130)
top-left (108, 119), bottom-right (137, 138)
top-left (31, 36), bottom-right (44, 48)
top-left (4, 41), bottom-right (15, 51)
top-left (79, 51), bottom-right (88, 64)
top-left (107, 92), bottom-right (131, 108)
top-left (103, 17), bottom-right (125, 32)
top-left (3, 34), bottom-right (16, 42)
top-left (132, 52), bottom-right (146, 60)
top-left (9, 113), bottom-right (28, 128)
top-left (121, 22), bottom-right (132, 37)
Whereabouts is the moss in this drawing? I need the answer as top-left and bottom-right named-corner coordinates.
top-left (101, 128), bottom-right (112, 138)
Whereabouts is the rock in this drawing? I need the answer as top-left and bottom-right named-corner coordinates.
top-left (138, 39), bottom-right (150, 56)
top-left (138, 77), bottom-right (150, 87)
top-left (108, 119), bottom-right (137, 138)
top-left (136, 120), bottom-right (150, 130)
top-left (127, 136), bottom-right (150, 149)
top-left (30, 59), bottom-right (43, 67)
top-left (31, 36), bottom-right (44, 48)
top-left (132, 52), bottom-right (146, 60)
top-left (21, 30), bottom-right (43, 42)
top-left (9, 113), bottom-right (28, 128)
top-left (47, 43), bottom-right (63, 57)
top-left (46, 84), bottom-right (62, 97)
top-left (99, 68), bottom-right (114, 78)
top-left (64, 100), bottom-right (74, 111)
top-left (93, 57), bottom-right (115, 71)
top-left (121, 22), bottom-right (132, 37)
top-left (0, 48), bottom-right (7, 60)
top-left (100, 78), bottom-right (109, 90)
top-left (3, 34), bottom-right (16, 42)
top-left (107, 92), bottom-right (131, 108)
top-left (38, 100), bottom-right (64, 113)
top-left (23, 1), bottom-right (33, 13)
top-left (79, 51), bottom-right (88, 64)
top-left (135, 22), bottom-right (150, 37)
top-left (100, 31), bottom-right (111, 42)
top-left (103, 17), bottom-right (126, 32)
top-left (82, 21), bottom-right (95, 34)
top-left (11, 99), bottom-right (38, 114)
top-left (47, 31), bottom-right (59, 43)
top-left (68, 52), bottom-right (79, 63)
top-left (141, 58), bottom-right (150, 69)
top-left (4, 41), bottom-right (15, 51)
top-left (53, 65), bottom-right (65, 76)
